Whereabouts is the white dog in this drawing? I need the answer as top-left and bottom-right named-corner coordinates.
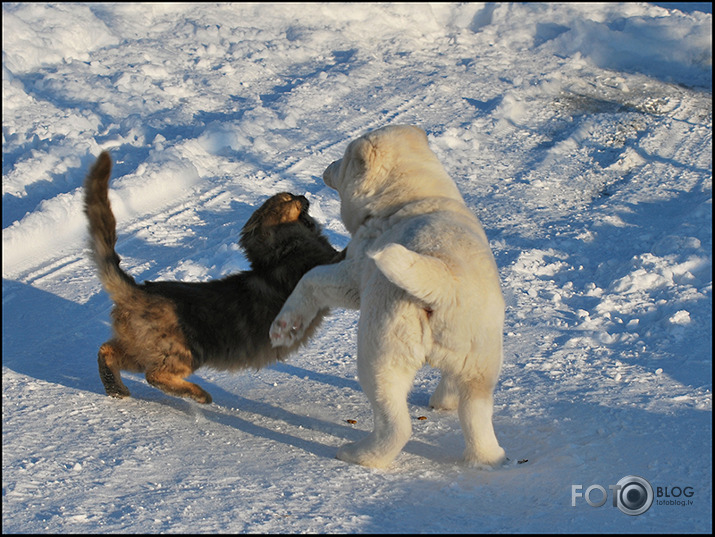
top-left (270, 125), bottom-right (506, 469)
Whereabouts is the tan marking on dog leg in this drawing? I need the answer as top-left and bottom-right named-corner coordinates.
top-left (145, 368), bottom-right (212, 404)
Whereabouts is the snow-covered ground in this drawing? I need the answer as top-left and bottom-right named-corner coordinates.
top-left (2, 2), bottom-right (711, 533)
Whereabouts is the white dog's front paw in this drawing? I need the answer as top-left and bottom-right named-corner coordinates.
top-left (429, 390), bottom-right (459, 411)
top-left (464, 445), bottom-right (506, 470)
top-left (337, 442), bottom-right (384, 468)
top-left (336, 439), bottom-right (399, 469)
top-left (429, 375), bottom-right (459, 410)
top-left (269, 310), bottom-right (305, 347)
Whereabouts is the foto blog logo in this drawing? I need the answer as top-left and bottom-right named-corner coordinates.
top-left (571, 475), bottom-right (654, 516)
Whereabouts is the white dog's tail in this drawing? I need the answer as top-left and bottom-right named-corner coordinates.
top-left (369, 243), bottom-right (457, 308)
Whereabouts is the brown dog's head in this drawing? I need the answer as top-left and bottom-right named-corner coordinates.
top-left (239, 192), bottom-right (323, 268)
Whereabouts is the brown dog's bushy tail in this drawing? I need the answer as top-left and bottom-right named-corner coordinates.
top-left (84, 152), bottom-right (138, 302)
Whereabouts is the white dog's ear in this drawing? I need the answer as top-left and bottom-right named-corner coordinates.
top-left (409, 125), bottom-right (428, 141)
top-left (347, 137), bottom-right (376, 176)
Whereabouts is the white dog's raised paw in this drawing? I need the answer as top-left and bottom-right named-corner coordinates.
top-left (269, 312), bottom-right (304, 347)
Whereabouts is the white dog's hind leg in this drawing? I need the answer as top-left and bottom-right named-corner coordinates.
top-left (458, 378), bottom-right (505, 468)
top-left (337, 317), bottom-right (418, 468)
top-left (337, 358), bottom-right (416, 468)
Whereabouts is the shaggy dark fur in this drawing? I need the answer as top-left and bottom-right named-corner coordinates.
top-left (84, 152), bottom-right (340, 403)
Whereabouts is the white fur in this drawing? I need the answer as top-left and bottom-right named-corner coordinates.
top-left (270, 125), bottom-right (506, 468)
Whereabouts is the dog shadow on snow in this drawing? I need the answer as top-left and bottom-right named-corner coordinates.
top-left (2, 278), bottom-right (110, 394)
top-left (191, 377), bottom-right (455, 464)
top-left (132, 369), bottom-right (458, 465)
top-left (2, 278), bottom-right (449, 464)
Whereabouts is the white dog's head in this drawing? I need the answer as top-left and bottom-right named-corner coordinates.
top-left (323, 125), bottom-right (464, 234)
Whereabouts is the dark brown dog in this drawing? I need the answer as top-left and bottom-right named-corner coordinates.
top-left (84, 152), bottom-right (340, 403)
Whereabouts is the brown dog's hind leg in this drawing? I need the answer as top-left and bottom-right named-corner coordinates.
top-left (145, 362), bottom-right (212, 404)
top-left (97, 341), bottom-right (131, 398)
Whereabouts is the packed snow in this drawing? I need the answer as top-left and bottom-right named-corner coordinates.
top-left (2, 2), bottom-right (712, 533)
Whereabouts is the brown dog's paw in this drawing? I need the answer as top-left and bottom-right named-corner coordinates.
top-left (192, 390), bottom-right (213, 404)
top-left (105, 386), bottom-right (131, 398)
top-left (98, 358), bottom-right (131, 398)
